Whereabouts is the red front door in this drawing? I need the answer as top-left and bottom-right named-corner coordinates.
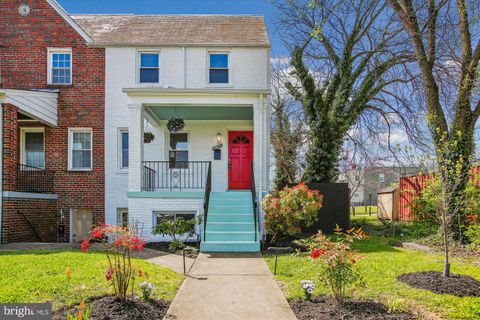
top-left (228, 131), bottom-right (253, 190)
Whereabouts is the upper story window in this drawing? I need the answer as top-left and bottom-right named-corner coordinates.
top-left (48, 48), bottom-right (72, 85)
top-left (68, 128), bottom-right (93, 171)
top-left (379, 173), bottom-right (385, 183)
top-left (139, 52), bottom-right (160, 83)
top-left (209, 52), bottom-right (229, 84)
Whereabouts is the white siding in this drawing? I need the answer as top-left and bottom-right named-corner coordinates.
top-left (105, 46), bottom-right (270, 231)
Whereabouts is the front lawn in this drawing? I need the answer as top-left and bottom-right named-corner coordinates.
top-left (0, 249), bottom-right (184, 310)
top-left (265, 237), bottom-right (480, 319)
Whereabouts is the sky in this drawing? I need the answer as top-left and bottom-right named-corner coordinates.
top-left (58, 0), bottom-right (287, 56)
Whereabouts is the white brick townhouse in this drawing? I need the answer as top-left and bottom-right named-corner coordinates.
top-left (73, 15), bottom-right (271, 251)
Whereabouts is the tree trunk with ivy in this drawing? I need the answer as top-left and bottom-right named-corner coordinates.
top-left (279, 0), bottom-right (413, 183)
top-left (388, 0), bottom-right (480, 242)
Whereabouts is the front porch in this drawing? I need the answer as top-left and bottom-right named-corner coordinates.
top-left (124, 89), bottom-right (269, 250)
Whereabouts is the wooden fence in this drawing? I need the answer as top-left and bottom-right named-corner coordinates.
top-left (398, 166), bottom-right (480, 221)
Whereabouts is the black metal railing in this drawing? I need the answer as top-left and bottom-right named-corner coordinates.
top-left (16, 164), bottom-right (54, 193)
top-left (141, 161), bottom-right (211, 191)
top-left (203, 162), bottom-right (212, 242)
top-left (250, 161), bottom-right (258, 242)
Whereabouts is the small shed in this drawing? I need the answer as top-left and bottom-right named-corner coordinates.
top-left (377, 186), bottom-right (399, 221)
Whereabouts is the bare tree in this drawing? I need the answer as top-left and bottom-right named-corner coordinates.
top-left (271, 62), bottom-right (305, 189)
top-left (276, 0), bottom-right (416, 183)
top-left (388, 0), bottom-right (480, 239)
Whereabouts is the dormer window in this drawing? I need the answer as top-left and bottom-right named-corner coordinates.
top-left (48, 48), bottom-right (72, 85)
top-left (209, 52), bottom-right (229, 84)
top-left (139, 52), bottom-right (160, 83)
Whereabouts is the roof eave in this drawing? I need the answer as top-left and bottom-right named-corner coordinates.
top-left (86, 42), bottom-right (271, 48)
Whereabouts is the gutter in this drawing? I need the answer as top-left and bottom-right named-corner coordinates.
top-left (0, 103), bottom-right (3, 243)
top-left (122, 87), bottom-right (271, 95)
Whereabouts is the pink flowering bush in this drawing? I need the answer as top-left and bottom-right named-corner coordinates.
top-left (262, 183), bottom-right (323, 243)
top-left (82, 224), bottom-right (145, 300)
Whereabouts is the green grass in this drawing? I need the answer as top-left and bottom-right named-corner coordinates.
top-left (0, 249), bottom-right (184, 309)
top-left (351, 205), bottom-right (378, 215)
top-left (265, 237), bottom-right (480, 319)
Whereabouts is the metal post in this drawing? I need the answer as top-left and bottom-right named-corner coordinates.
top-left (274, 252), bottom-right (278, 275)
top-left (183, 249), bottom-right (186, 275)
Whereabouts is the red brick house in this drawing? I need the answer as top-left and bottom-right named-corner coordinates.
top-left (0, 0), bottom-right (104, 243)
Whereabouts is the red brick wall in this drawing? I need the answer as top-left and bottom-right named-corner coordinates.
top-left (0, 0), bottom-right (105, 242)
top-left (2, 104), bottom-right (18, 191)
top-left (2, 198), bottom-right (59, 243)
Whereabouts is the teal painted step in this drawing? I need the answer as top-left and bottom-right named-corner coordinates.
top-left (203, 231), bottom-right (259, 242)
top-left (201, 191), bottom-right (260, 253)
top-left (209, 206), bottom-right (253, 214)
top-left (200, 241), bottom-right (260, 252)
top-left (207, 214), bottom-right (254, 223)
top-left (207, 222), bottom-right (255, 231)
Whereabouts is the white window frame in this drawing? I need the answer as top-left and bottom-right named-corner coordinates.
top-left (47, 48), bottom-right (72, 85)
top-left (379, 173), bottom-right (385, 183)
top-left (137, 50), bottom-right (161, 84)
top-left (68, 128), bottom-right (93, 171)
top-left (167, 131), bottom-right (189, 168)
top-left (20, 127), bottom-right (45, 169)
top-left (207, 51), bottom-right (230, 86)
top-left (118, 129), bottom-right (129, 170)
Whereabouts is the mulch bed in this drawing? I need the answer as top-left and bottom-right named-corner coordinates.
top-left (145, 242), bottom-right (199, 258)
top-left (289, 296), bottom-right (415, 320)
top-left (53, 296), bottom-right (170, 320)
top-left (398, 271), bottom-right (480, 297)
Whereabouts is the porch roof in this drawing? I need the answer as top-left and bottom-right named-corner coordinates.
top-left (0, 89), bottom-right (58, 126)
top-left (147, 106), bottom-right (253, 121)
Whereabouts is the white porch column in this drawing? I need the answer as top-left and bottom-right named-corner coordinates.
top-left (128, 104), bottom-right (144, 192)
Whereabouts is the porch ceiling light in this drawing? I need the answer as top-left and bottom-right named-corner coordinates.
top-left (216, 133), bottom-right (222, 144)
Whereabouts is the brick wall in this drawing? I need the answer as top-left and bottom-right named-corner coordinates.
top-left (2, 198), bottom-right (59, 243)
top-left (0, 0), bottom-right (105, 242)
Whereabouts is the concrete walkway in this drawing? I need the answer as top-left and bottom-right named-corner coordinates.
top-left (136, 248), bottom-right (196, 274)
top-left (165, 252), bottom-right (297, 320)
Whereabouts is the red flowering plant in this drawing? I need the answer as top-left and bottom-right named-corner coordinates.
top-left (82, 224), bottom-right (146, 300)
top-left (303, 225), bottom-right (367, 304)
top-left (262, 183), bottom-right (323, 244)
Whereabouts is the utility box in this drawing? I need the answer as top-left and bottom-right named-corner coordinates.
top-left (377, 187), bottom-right (399, 221)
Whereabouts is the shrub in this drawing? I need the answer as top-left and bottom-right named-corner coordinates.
top-left (410, 173), bottom-right (480, 225)
top-left (300, 280), bottom-right (316, 301)
top-left (465, 225), bottom-right (480, 251)
top-left (262, 183), bottom-right (323, 243)
top-left (152, 217), bottom-right (197, 252)
top-left (139, 281), bottom-right (156, 301)
top-left (306, 226), bottom-right (367, 304)
top-left (82, 224), bottom-right (145, 300)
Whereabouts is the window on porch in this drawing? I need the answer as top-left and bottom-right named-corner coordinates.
top-left (169, 132), bottom-right (188, 169)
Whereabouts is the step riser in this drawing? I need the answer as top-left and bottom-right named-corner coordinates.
top-left (211, 194), bottom-right (252, 200)
top-left (208, 214), bottom-right (254, 223)
top-left (204, 232), bottom-right (258, 242)
top-left (209, 207), bottom-right (253, 214)
top-left (200, 242), bottom-right (260, 252)
top-left (207, 223), bottom-right (255, 231)
top-left (209, 200), bottom-right (253, 207)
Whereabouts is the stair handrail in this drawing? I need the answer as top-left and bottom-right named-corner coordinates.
top-left (203, 161), bottom-right (212, 242)
top-left (250, 161), bottom-right (258, 242)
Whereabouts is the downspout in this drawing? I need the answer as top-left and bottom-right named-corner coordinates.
top-left (0, 103), bottom-right (3, 243)
top-left (183, 47), bottom-right (187, 88)
top-left (258, 94), bottom-right (264, 238)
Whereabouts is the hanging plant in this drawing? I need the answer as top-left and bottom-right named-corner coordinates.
top-left (167, 117), bottom-right (185, 132)
top-left (144, 132), bottom-right (155, 143)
